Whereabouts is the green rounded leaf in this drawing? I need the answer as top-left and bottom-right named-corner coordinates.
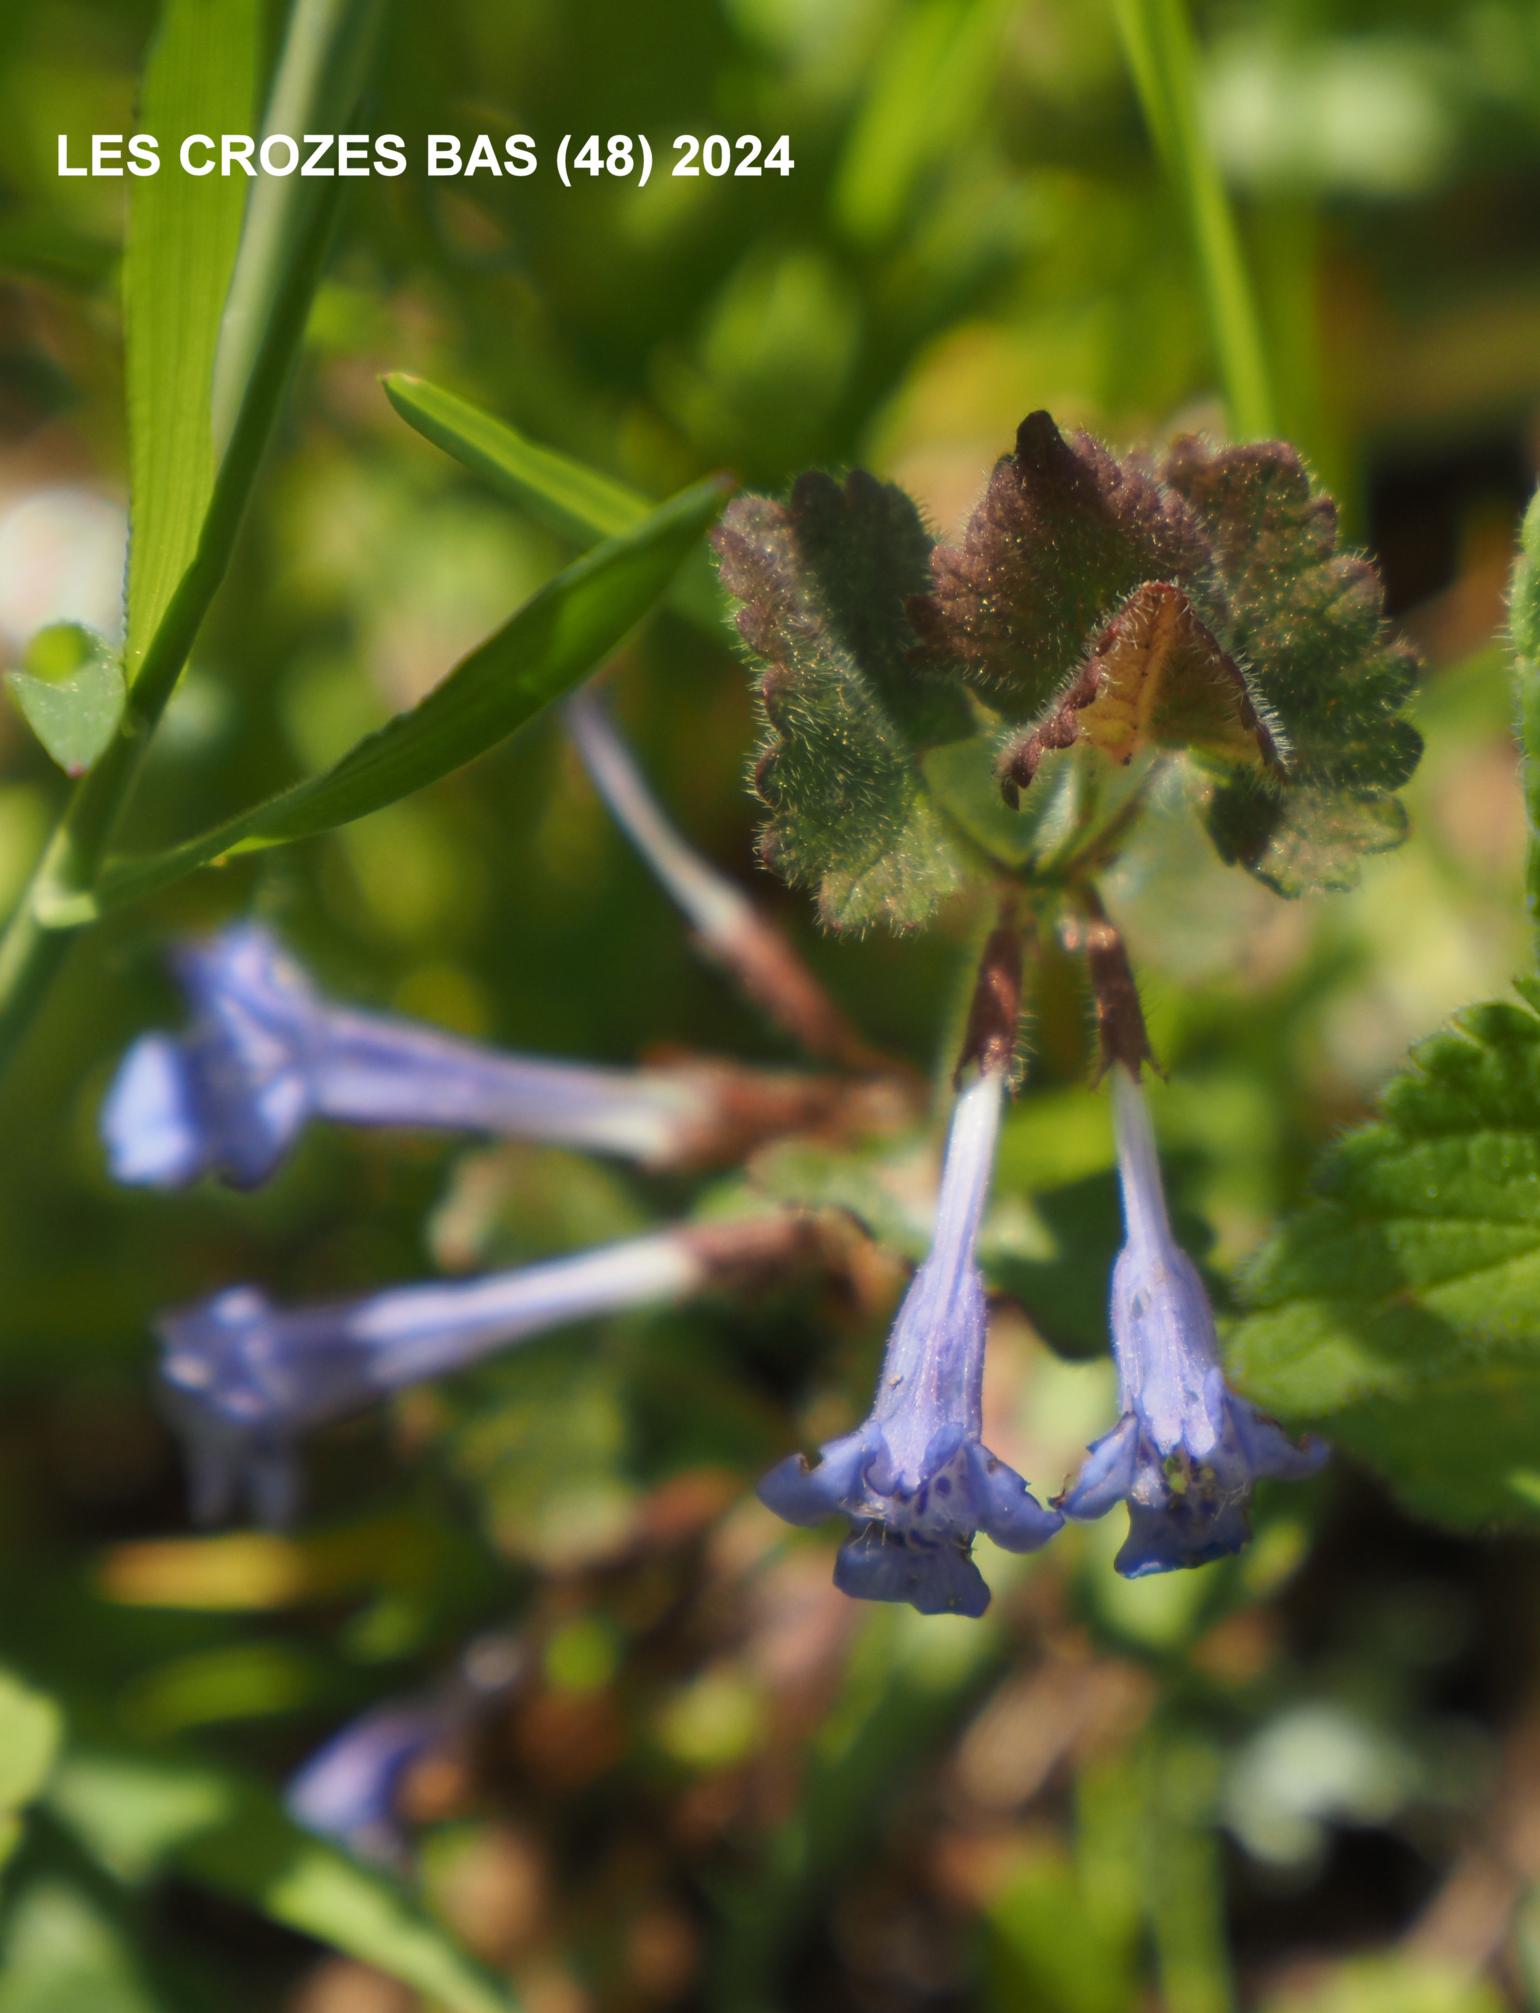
top-left (1229, 987), bottom-right (1540, 1528)
top-left (5, 626), bottom-right (124, 777)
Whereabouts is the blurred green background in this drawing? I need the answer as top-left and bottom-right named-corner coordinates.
top-left (4, 0), bottom-right (1540, 2007)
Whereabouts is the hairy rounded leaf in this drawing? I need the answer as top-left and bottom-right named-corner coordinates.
top-left (914, 415), bottom-right (1419, 894)
top-left (1163, 435), bottom-right (1422, 893)
top-left (714, 471), bottom-right (973, 931)
top-left (718, 415), bottom-right (1420, 924)
top-left (910, 410), bottom-right (1216, 717)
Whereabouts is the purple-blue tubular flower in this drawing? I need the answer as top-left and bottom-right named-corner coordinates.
top-left (159, 1226), bottom-right (716, 1527)
top-left (1059, 1065), bottom-right (1325, 1577)
top-left (288, 1634), bottom-right (523, 1864)
top-left (757, 1065), bottom-right (1061, 1617)
top-left (101, 924), bottom-right (739, 1189)
top-left (104, 928), bottom-right (316, 1189)
top-left (287, 1699), bottom-right (444, 1866)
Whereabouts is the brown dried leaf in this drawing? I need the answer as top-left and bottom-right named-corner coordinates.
top-left (999, 583), bottom-right (1281, 802)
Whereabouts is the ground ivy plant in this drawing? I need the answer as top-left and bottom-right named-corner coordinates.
top-left (706, 410), bottom-right (1422, 1596)
top-left (89, 402), bottom-right (1461, 1626)
top-left (713, 431), bottom-right (1540, 1554)
top-left (712, 425), bottom-right (1540, 1567)
top-left (19, 0), bottom-right (1537, 1995)
top-left (7, 0), bottom-right (1533, 1848)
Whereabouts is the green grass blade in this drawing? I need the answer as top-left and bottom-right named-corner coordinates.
top-left (235, 474), bottom-right (726, 844)
top-left (0, 1668), bottom-right (64, 1867)
top-left (58, 473), bottom-right (730, 920)
top-left (1111, 0), bottom-right (1275, 439)
top-left (49, 1745), bottom-right (520, 2013)
top-left (832, 0), bottom-right (1013, 245)
top-left (715, 1604), bottom-right (1005, 2000)
top-left (0, 0), bottom-right (384, 1073)
top-left (383, 372), bottom-right (649, 545)
top-left (130, 0), bottom-right (386, 731)
top-left (383, 373), bottom-right (725, 632)
top-left (1141, 1728), bottom-right (1235, 2013)
top-left (0, 1857), bottom-right (168, 2013)
top-left (211, 0), bottom-right (383, 448)
top-left (123, 0), bottom-right (262, 675)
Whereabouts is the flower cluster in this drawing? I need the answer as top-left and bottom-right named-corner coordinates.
top-left (107, 698), bottom-right (1324, 1631)
top-left (754, 1049), bottom-right (1323, 1608)
top-left (104, 700), bottom-right (853, 1529)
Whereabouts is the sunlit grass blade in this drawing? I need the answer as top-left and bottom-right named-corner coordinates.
top-left (131, 0), bottom-right (386, 731)
top-left (0, 0), bottom-right (384, 1070)
top-left (0, 1667), bottom-right (64, 1868)
top-left (52, 473), bottom-right (731, 921)
top-left (49, 1744), bottom-right (520, 2013)
top-left (715, 1604), bottom-right (1003, 1997)
top-left (212, 0), bottom-right (384, 448)
top-left (123, 0), bottom-right (262, 675)
top-left (99, 1516), bottom-right (458, 1612)
top-left (1142, 1726), bottom-right (1235, 2013)
top-left (384, 372), bottom-right (649, 544)
top-left (0, 1871), bottom-right (164, 2012)
top-left (1111, 0), bottom-right (1275, 439)
top-left (383, 373), bottom-right (724, 631)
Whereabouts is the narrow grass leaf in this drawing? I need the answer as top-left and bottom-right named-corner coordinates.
top-left (1111, 0), bottom-right (1274, 438)
top-left (59, 475), bottom-right (729, 920)
top-left (211, 0), bottom-right (385, 448)
top-left (1508, 486), bottom-right (1540, 951)
top-left (0, 1668), bottom-right (64, 1871)
top-left (384, 373), bottom-right (648, 544)
top-left (832, 0), bottom-right (1013, 245)
top-left (383, 374), bottom-right (725, 632)
top-left (0, 1873), bottom-right (165, 2013)
top-left (123, 0), bottom-right (261, 675)
top-left (0, 0), bottom-right (383, 1071)
top-left (0, 1673), bottom-right (64, 1819)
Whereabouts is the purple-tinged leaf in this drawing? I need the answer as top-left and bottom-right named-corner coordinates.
top-left (714, 471), bottom-right (973, 931)
top-left (909, 411), bottom-right (1216, 717)
top-left (1162, 435), bottom-right (1421, 893)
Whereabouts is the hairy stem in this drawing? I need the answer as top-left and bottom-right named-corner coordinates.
top-left (955, 899), bottom-right (1026, 1082)
top-left (1063, 884), bottom-right (1156, 1078)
